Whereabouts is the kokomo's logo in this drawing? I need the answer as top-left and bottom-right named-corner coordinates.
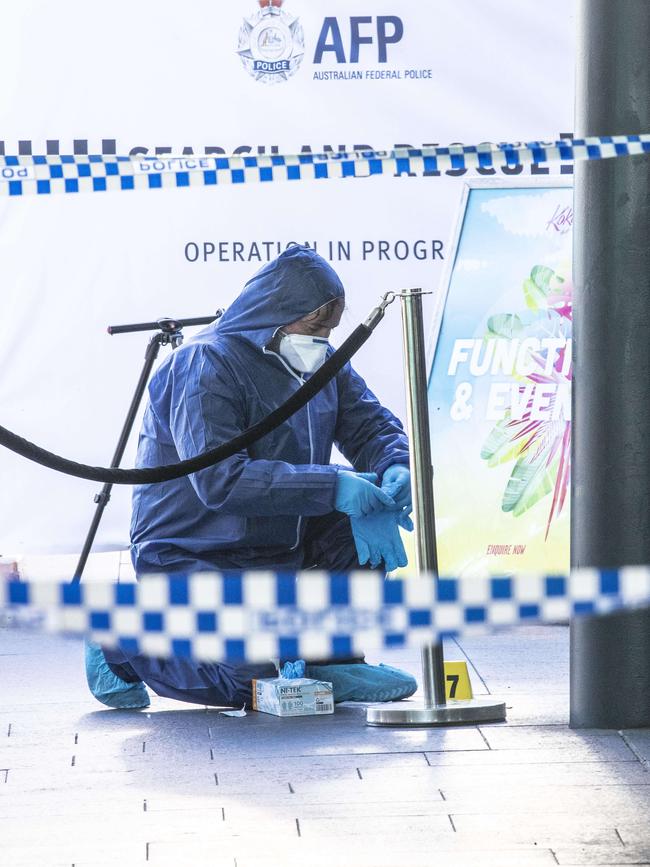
top-left (238, 0), bottom-right (305, 84)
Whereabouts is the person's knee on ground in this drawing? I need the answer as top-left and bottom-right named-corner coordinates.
top-left (101, 650), bottom-right (277, 710)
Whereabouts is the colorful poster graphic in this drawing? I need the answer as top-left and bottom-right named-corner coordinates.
top-left (427, 182), bottom-right (573, 577)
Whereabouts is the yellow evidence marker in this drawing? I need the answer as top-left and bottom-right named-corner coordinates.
top-left (444, 661), bottom-right (473, 700)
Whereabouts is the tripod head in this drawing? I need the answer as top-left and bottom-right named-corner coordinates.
top-left (107, 310), bottom-right (224, 349)
top-left (154, 319), bottom-right (184, 350)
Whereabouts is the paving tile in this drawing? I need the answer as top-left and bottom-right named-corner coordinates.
top-left (425, 741), bottom-right (639, 764)
top-left (298, 814), bottom-right (456, 837)
top-left (215, 749), bottom-right (429, 778)
top-left (451, 813), bottom-right (624, 846)
top-left (2, 764), bottom-right (143, 788)
top-left (242, 800), bottom-right (452, 819)
top-left (147, 840), bottom-right (558, 867)
top-left (143, 797), bottom-right (447, 822)
top-left (479, 725), bottom-right (633, 752)
top-left (0, 838), bottom-right (149, 865)
top-left (361, 760), bottom-right (650, 787)
top-left (0, 816), bottom-right (151, 844)
top-left (222, 850), bottom-right (557, 867)
top-left (553, 847), bottom-right (650, 864)
top-left (615, 823), bottom-right (650, 846)
top-left (500, 692), bottom-right (570, 726)
top-left (150, 834), bottom-right (562, 865)
top-left (224, 785), bottom-right (448, 807)
top-left (0, 728), bottom-right (147, 765)
top-left (204, 706), bottom-right (491, 759)
top-left (287, 774), bottom-right (446, 796)
top-left (145, 811), bottom-right (298, 838)
top-left (620, 730), bottom-right (650, 766)
top-left (444, 792), bottom-right (650, 823)
top-left (146, 840), bottom-right (251, 867)
top-left (0, 793), bottom-right (144, 819)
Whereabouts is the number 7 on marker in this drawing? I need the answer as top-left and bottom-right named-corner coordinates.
top-left (446, 674), bottom-right (460, 699)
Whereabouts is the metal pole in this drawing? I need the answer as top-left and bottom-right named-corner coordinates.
top-left (367, 289), bottom-right (505, 726)
top-left (401, 290), bottom-right (447, 708)
top-left (570, 0), bottom-right (650, 728)
top-left (419, 645), bottom-right (439, 709)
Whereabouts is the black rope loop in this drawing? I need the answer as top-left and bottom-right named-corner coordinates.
top-left (0, 324), bottom-right (372, 485)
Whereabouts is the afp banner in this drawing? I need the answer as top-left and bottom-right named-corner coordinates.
top-left (0, 0), bottom-right (575, 560)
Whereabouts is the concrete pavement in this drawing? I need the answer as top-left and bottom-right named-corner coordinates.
top-left (1, 622), bottom-right (650, 866)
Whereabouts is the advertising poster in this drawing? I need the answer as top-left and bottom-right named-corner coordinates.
top-left (427, 180), bottom-right (573, 577)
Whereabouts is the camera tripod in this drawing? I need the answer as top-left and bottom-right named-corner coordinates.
top-left (72, 311), bottom-right (223, 584)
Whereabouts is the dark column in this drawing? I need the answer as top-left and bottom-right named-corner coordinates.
top-left (571, 0), bottom-right (650, 728)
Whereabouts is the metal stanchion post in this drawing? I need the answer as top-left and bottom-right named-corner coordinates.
top-left (367, 289), bottom-right (506, 726)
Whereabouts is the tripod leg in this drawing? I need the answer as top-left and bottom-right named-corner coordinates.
top-left (72, 336), bottom-right (164, 583)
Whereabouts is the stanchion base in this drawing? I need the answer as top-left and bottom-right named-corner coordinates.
top-left (366, 698), bottom-right (506, 727)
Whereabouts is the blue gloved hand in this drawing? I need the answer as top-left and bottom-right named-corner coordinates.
top-left (381, 464), bottom-right (412, 510)
top-left (381, 465), bottom-right (413, 531)
top-left (335, 470), bottom-right (397, 517)
top-left (350, 511), bottom-right (409, 574)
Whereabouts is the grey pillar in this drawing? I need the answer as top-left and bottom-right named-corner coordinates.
top-left (571, 0), bottom-right (650, 728)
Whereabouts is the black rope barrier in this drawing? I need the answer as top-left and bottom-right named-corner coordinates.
top-left (0, 323), bottom-right (374, 486)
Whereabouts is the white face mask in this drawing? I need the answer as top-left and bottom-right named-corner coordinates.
top-left (278, 333), bottom-right (329, 374)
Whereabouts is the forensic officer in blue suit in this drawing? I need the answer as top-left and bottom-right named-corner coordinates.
top-left (88, 245), bottom-right (417, 709)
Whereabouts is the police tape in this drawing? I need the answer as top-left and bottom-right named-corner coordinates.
top-left (1, 568), bottom-right (649, 661)
top-left (0, 135), bottom-right (648, 196)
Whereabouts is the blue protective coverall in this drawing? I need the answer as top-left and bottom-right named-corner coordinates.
top-left (104, 245), bottom-right (409, 706)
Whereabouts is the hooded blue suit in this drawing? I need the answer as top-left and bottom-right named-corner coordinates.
top-left (130, 244), bottom-right (409, 573)
top-left (105, 246), bottom-right (409, 706)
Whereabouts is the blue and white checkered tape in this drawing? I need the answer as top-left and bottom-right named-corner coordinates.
top-left (2, 569), bottom-right (650, 662)
top-left (0, 135), bottom-right (648, 196)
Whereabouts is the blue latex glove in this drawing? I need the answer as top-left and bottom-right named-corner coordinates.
top-left (335, 470), bottom-right (397, 517)
top-left (381, 464), bottom-right (412, 509)
top-left (281, 659), bottom-right (306, 679)
top-left (381, 464), bottom-right (413, 531)
top-left (350, 511), bottom-right (408, 573)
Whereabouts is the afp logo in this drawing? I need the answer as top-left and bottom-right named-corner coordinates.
top-left (314, 16), bottom-right (404, 64)
top-left (237, 0), bottom-right (305, 85)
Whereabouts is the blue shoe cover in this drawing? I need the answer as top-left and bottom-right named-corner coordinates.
top-left (304, 662), bottom-right (417, 703)
top-left (85, 642), bottom-right (150, 709)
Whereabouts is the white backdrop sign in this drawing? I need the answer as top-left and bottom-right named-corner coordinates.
top-left (0, 0), bottom-right (575, 556)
